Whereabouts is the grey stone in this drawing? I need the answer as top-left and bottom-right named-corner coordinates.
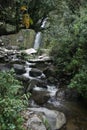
top-left (22, 48), bottom-right (37, 55)
top-left (28, 107), bottom-right (66, 130)
top-left (27, 114), bottom-right (46, 130)
top-left (0, 29), bottom-right (36, 48)
top-left (29, 68), bottom-right (42, 77)
top-left (32, 89), bottom-right (50, 105)
top-left (13, 64), bottom-right (26, 75)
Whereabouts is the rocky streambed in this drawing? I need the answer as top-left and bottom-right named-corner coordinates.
top-left (0, 45), bottom-right (87, 130)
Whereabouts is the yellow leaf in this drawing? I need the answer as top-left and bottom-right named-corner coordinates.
top-left (20, 6), bottom-right (27, 11)
top-left (30, 17), bottom-right (33, 25)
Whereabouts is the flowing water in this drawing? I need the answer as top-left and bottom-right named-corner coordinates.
top-left (33, 20), bottom-right (87, 129)
top-left (24, 60), bottom-right (87, 130)
top-left (34, 32), bottom-right (42, 49)
top-left (0, 18), bottom-right (87, 129)
top-left (34, 18), bottom-right (47, 49)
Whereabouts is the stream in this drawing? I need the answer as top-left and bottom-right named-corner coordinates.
top-left (0, 19), bottom-right (87, 129)
top-left (26, 60), bottom-right (87, 130)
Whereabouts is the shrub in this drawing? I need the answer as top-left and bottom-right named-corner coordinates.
top-left (68, 67), bottom-right (87, 98)
top-left (49, 2), bottom-right (87, 97)
top-left (0, 70), bottom-right (24, 130)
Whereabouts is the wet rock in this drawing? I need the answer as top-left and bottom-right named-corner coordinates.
top-left (27, 79), bottom-right (47, 92)
top-left (29, 68), bottom-right (42, 77)
top-left (22, 48), bottom-right (37, 55)
top-left (28, 54), bottom-right (52, 63)
top-left (0, 39), bottom-right (4, 46)
top-left (56, 89), bottom-right (65, 101)
top-left (56, 88), bottom-right (80, 101)
top-left (0, 64), bottom-right (11, 71)
top-left (10, 59), bottom-right (25, 65)
top-left (13, 64), bottom-right (26, 75)
top-left (25, 61), bottom-right (36, 68)
top-left (16, 75), bottom-right (29, 82)
top-left (0, 47), bottom-right (8, 62)
top-left (32, 89), bottom-right (50, 105)
top-left (28, 107), bottom-right (66, 130)
top-left (29, 68), bottom-right (45, 79)
top-left (43, 65), bottom-right (55, 78)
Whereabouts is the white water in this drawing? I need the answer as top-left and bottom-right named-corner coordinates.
top-left (22, 65), bottom-right (45, 80)
top-left (41, 18), bottom-right (47, 28)
top-left (33, 85), bottom-right (57, 97)
top-left (34, 32), bottom-right (42, 49)
top-left (34, 18), bottom-right (47, 49)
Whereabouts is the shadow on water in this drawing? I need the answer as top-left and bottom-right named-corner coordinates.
top-left (45, 97), bottom-right (87, 130)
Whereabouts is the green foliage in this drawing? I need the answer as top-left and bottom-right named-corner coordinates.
top-left (68, 67), bottom-right (87, 98)
top-left (0, 69), bottom-right (21, 97)
top-left (0, 70), bottom-right (24, 130)
top-left (42, 118), bottom-right (50, 130)
top-left (48, 1), bottom-right (87, 97)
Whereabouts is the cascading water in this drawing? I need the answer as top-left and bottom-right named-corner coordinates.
top-left (33, 32), bottom-right (42, 49)
top-left (34, 18), bottom-right (47, 49)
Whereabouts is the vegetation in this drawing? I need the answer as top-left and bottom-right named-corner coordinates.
top-left (0, 0), bottom-right (87, 129)
top-left (0, 70), bottom-right (24, 130)
top-left (0, 0), bottom-right (55, 32)
top-left (45, 0), bottom-right (87, 98)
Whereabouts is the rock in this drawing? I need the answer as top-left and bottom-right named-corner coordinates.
top-left (27, 79), bottom-right (47, 92)
top-left (43, 65), bottom-right (55, 78)
top-left (13, 64), bottom-right (26, 75)
top-left (0, 29), bottom-right (36, 48)
top-left (0, 39), bottom-right (4, 46)
top-left (56, 89), bottom-right (65, 101)
top-left (22, 48), bottom-right (37, 55)
top-left (10, 59), bottom-right (25, 65)
top-left (56, 88), bottom-right (80, 101)
top-left (27, 114), bottom-right (46, 130)
top-left (28, 107), bottom-right (66, 130)
top-left (0, 63), bottom-right (11, 71)
top-left (29, 68), bottom-right (42, 77)
top-left (28, 54), bottom-right (52, 63)
top-left (29, 68), bottom-right (46, 79)
top-left (32, 89), bottom-right (50, 105)
top-left (22, 110), bottom-right (47, 130)
top-left (16, 75), bottom-right (29, 82)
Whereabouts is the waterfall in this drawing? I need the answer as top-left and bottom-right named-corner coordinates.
top-left (34, 18), bottom-right (47, 49)
top-left (34, 32), bottom-right (42, 49)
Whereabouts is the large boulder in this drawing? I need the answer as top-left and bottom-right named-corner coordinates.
top-left (28, 107), bottom-right (66, 130)
top-left (22, 110), bottom-right (47, 130)
top-left (26, 114), bottom-right (46, 130)
top-left (0, 29), bottom-right (36, 48)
